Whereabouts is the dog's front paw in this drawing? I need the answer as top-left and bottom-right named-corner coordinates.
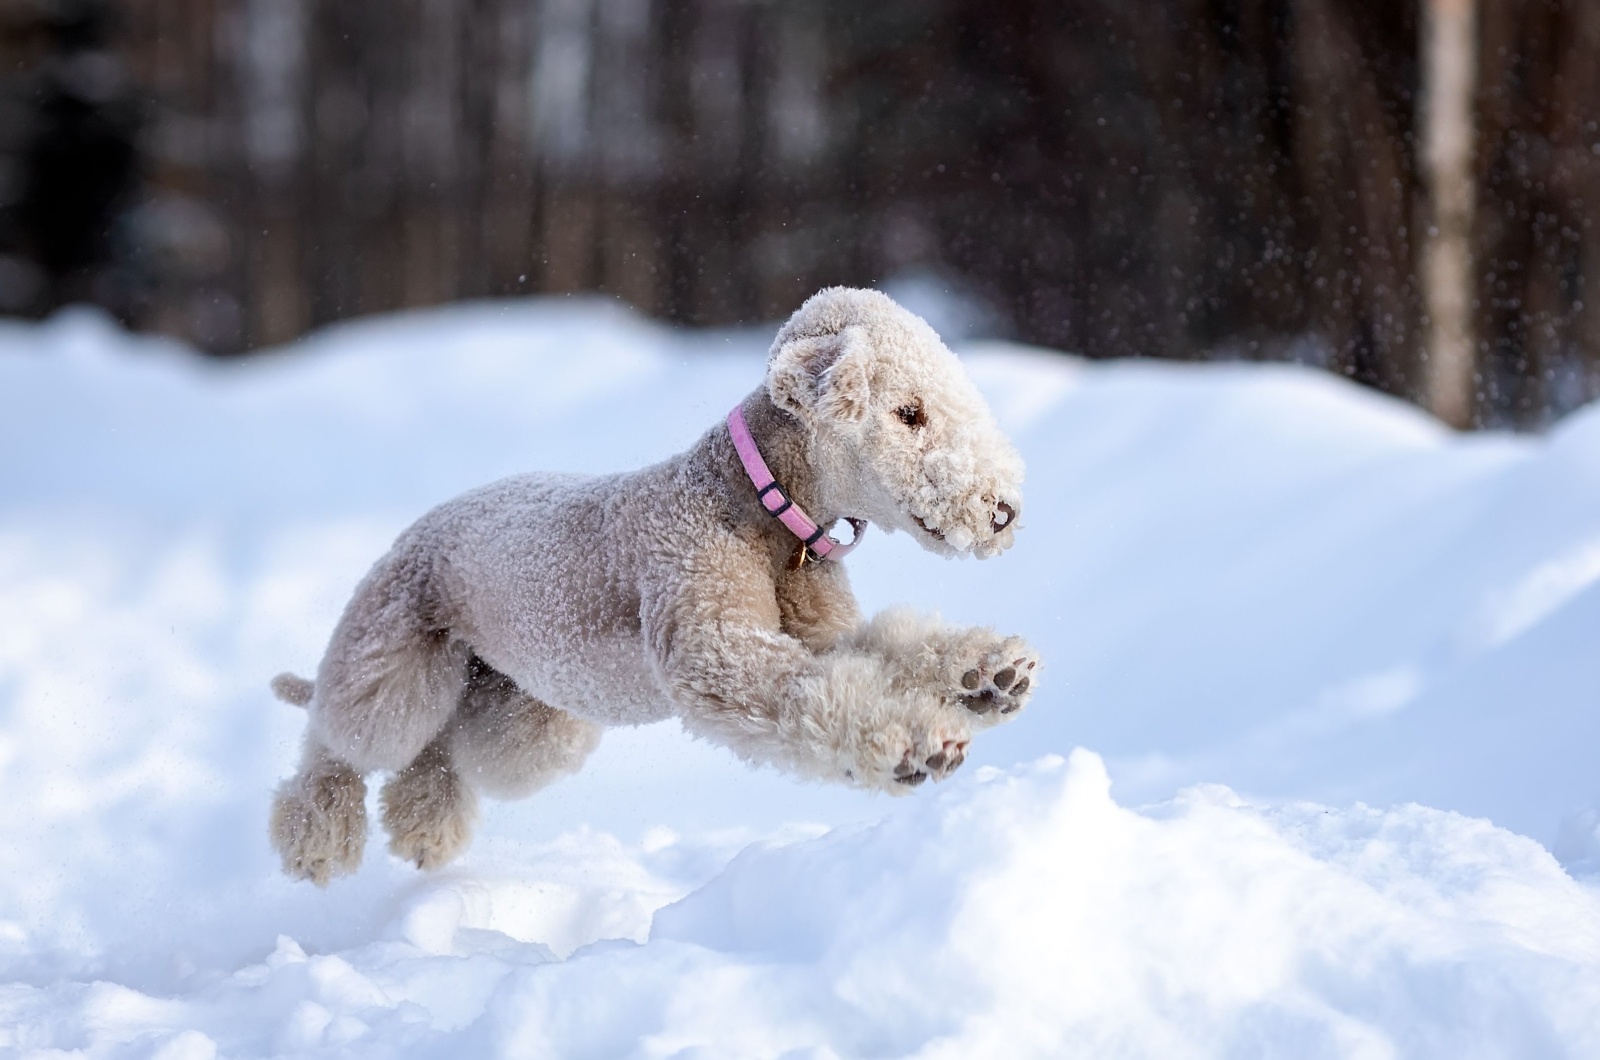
top-left (955, 635), bottom-right (1038, 720)
top-left (850, 705), bottom-right (970, 793)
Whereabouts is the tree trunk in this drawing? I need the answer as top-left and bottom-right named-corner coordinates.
top-left (1420, 0), bottom-right (1479, 428)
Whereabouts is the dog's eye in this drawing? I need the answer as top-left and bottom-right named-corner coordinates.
top-left (895, 402), bottom-right (926, 429)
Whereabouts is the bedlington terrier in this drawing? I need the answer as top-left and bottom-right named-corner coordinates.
top-left (269, 286), bottom-right (1039, 884)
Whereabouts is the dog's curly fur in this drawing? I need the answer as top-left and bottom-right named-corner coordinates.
top-left (270, 287), bottom-right (1039, 884)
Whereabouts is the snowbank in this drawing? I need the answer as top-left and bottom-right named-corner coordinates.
top-left (1, 299), bottom-right (1598, 1055)
top-left (4, 753), bottom-right (1598, 1056)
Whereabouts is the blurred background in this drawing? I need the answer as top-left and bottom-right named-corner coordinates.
top-left (0, 0), bottom-right (1595, 428)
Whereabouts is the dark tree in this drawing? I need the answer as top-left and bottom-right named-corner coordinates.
top-left (0, 0), bottom-right (139, 316)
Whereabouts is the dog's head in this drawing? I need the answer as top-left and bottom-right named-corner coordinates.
top-left (767, 287), bottom-right (1024, 559)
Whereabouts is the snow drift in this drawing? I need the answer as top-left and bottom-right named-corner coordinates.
top-left (4, 753), bottom-right (1598, 1056)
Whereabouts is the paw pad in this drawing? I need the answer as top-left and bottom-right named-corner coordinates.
top-left (960, 649), bottom-right (1038, 718)
top-left (894, 738), bottom-right (968, 786)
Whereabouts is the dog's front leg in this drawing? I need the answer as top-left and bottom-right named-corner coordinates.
top-left (644, 564), bottom-right (971, 791)
top-left (848, 609), bottom-right (1040, 728)
top-left (774, 559), bottom-right (862, 652)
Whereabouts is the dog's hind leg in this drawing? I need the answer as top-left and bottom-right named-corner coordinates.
top-left (307, 535), bottom-right (470, 775)
top-left (271, 532), bottom-right (471, 883)
top-left (270, 740), bottom-right (368, 886)
top-left (380, 732), bottom-right (478, 870)
top-left (449, 656), bottom-right (602, 800)
top-left (377, 658), bottom-right (599, 871)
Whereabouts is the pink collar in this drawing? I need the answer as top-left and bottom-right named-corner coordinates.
top-left (727, 405), bottom-right (866, 565)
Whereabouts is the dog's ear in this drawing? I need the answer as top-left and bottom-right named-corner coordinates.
top-left (768, 325), bottom-right (871, 424)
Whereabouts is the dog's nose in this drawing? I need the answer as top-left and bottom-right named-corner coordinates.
top-left (991, 500), bottom-right (1018, 534)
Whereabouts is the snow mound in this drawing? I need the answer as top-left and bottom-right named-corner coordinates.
top-left (4, 753), bottom-right (1598, 1057)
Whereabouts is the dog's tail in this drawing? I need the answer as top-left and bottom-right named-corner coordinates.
top-left (271, 672), bottom-right (315, 708)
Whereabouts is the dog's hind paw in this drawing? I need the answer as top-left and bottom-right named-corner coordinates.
top-left (955, 636), bottom-right (1038, 720)
top-left (385, 809), bottom-right (475, 871)
top-left (270, 762), bottom-right (368, 886)
top-left (380, 748), bottom-right (478, 871)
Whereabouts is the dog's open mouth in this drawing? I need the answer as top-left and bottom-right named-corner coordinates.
top-left (912, 515), bottom-right (945, 541)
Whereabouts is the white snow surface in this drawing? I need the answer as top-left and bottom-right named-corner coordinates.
top-left (1, 299), bottom-right (1599, 1057)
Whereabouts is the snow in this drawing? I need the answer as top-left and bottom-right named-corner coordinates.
top-left (1, 299), bottom-right (1598, 1056)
